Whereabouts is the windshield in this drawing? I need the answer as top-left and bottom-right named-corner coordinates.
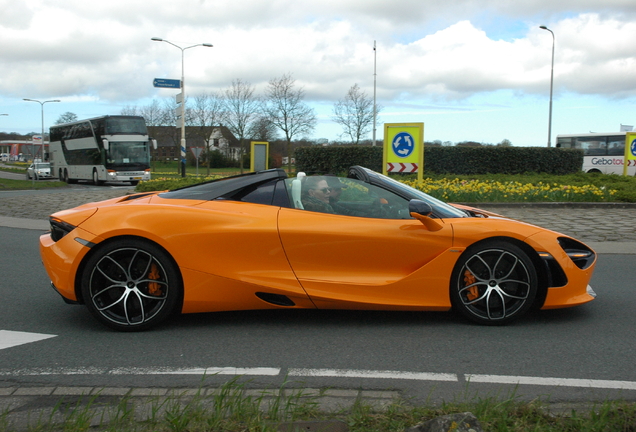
top-left (34, 163), bottom-right (50, 169)
top-left (107, 141), bottom-right (150, 166)
top-left (370, 169), bottom-right (467, 219)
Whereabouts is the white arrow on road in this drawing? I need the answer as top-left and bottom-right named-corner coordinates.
top-left (0, 330), bottom-right (57, 350)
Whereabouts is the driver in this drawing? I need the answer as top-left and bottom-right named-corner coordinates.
top-left (301, 176), bottom-right (335, 214)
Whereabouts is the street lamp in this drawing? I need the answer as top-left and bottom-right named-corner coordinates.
top-left (372, 40), bottom-right (377, 147)
top-left (151, 37), bottom-right (213, 177)
top-left (540, 26), bottom-right (555, 148)
top-left (23, 99), bottom-right (60, 161)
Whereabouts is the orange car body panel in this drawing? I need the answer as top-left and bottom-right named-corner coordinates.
top-left (39, 191), bottom-right (596, 315)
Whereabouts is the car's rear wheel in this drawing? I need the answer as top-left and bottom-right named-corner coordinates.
top-left (80, 239), bottom-right (181, 331)
top-left (450, 241), bottom-right (537, 325)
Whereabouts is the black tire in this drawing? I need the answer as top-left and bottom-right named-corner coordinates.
top-left (80, 239), bottom-right (181, 331)
top-left (93, 169), bottom-right (103, 186)
top-left (130, 180), bottom-right (139, 186)
top-left (63, 169), bottom-right (70, 183)
top-left (450, 241), bottom-right (537, 325)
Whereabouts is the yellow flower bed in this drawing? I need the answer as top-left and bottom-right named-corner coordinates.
top-left (402, 178), bottom-right (617, 202)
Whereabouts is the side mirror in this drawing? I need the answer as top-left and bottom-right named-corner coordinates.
top-left (409, 199), bottom-right (433, 216)
top-left (409, 199), bottom-right (443, 231)
top-left (102, 139), bottom-right (109, 151)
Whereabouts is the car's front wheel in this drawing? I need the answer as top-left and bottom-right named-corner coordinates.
top-left (450, 241), bottom-right (537, 325)
top-left (80, 239), bottom-right (181, 331)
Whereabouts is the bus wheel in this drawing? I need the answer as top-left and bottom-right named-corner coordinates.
top-left (93, 169), bottom-right (103, 186)
top-left (63, 169), bottom-right (70, 183)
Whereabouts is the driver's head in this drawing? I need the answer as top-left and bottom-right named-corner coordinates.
top-left (325, 176), bottom-right (347, 201)
top-left (305, 176), bottom-right (331, 204)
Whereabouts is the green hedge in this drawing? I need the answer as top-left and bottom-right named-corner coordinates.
top-left (295, 146), bottom-right (383, 174)
top-left (295, 146), bottom-right (583, 175)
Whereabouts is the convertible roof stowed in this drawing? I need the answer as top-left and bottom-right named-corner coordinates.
top-left (159, 168), bottom-right (288, 201)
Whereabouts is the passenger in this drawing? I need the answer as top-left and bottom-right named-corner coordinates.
top-left (325, 175), bottom-right (353, 215)
top-left (302, 176), bottom-right (335, 214)
top-left (325, 175), bottom-right (387, 217)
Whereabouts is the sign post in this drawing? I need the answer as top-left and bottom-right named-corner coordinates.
top-left (190, 147), bottom-right (203, 176)
top-left (624, 132), bottom-right (636, 176)
top-left (383, 123), bottom-right (424, 184)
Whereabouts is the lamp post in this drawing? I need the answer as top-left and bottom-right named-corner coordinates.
top-left (540, 26), bottom-right (555, 148)
top-left (23, 98), bottom-right (60, 161)
top-left (0, 114), bottom-right (6, 161)
top-left (151, 38), bottom-right (213, 177)
top-left (372, 40), bottom-right (377, 147)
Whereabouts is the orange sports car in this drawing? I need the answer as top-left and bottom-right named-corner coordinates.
top-left (40, 166), bottom-right (597, 331)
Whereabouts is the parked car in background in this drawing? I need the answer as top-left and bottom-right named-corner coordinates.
top-left (26, 162), bottom-right (53, 180)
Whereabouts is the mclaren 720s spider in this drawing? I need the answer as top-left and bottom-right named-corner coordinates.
top-left (40, 166), bottom-right (596, 331)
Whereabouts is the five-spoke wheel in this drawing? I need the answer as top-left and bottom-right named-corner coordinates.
top-left (451, 241), bottom-right (537, 325)
top-left (81, 239), bottom-right (181, 331)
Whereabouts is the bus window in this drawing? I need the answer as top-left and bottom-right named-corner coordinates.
top-left (575, 137), bottom-right (606, 156)
top-left (607, 137), bottom-right (625, 155)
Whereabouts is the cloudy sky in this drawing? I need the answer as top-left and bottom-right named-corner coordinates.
top-left (1, 0), bottom-right (635, 146)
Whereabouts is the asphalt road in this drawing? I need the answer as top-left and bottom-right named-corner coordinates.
top-left (1, 225), bottom-right (635, 405)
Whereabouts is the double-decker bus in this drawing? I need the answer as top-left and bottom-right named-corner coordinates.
top-left (556, 132), bottom-right (636, 175)
top-left (48, 115), bottom-right (156, 185)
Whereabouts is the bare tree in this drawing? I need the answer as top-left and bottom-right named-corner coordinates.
top-left (55, 112), bottom-right (78, 125)
top-left (190, 92), bottom-right (224, 175)
top-left (263, 73), bottom-right (316, 172)
top-left (222, 79), bottom-right (261, 173)
top-left (120, 105), bottom-right (138, 116)
top-left (138, 99), bottom-right (166, 128)
top-left (248, 115), bottom-right (277, 142)
top-left (161, 98), bottom-right (182, 172)
top-left (332, 83), bottom-right (379, 145)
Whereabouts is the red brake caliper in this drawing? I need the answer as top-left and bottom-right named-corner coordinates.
top-left (147, 263), bottom-right (163, 296)
top-left (463, 269), bottom-right (479, 301)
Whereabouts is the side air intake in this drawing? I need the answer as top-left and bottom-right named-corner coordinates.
top-left (255, 292), bottom-right (296, 307)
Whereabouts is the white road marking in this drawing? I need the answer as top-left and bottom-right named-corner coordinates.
top-left (289, 368), bottom-right (457, 381)
top-left (0, 330), bottom-right (57, 350)
top-left (466, 374), bottom-right (636, 390)
top-left (0, 362), bottom-right (635, 392)
top-left (111, 367), bottom-right (281, 376)
top-left (0, 367), bottom-right (280, 376)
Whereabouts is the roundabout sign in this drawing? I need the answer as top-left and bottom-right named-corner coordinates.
top-left (624, 132), bottom-right (636, 176)
top-left (383, 122), bottom-right (424, 183)
top-left (392, 132), bottom-right (415, 158)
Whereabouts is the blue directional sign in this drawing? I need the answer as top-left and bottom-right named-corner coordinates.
top-left (391, 132), bottom-right (415, 158)
top-left (153, 78), bottom-right (181, 89)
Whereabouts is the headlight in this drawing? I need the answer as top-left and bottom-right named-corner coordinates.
top-left (558, 237), bottom-right (595, 270)
top-left (49, 217), bottom-right (76, 242)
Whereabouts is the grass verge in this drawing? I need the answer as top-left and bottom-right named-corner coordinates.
top-left (2, 379), bottom-right (636, 432)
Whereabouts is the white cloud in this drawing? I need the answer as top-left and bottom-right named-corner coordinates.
top-left (1, 0), bottom-right (636, 143)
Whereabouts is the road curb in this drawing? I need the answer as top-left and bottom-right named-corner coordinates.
top-left (460, 202), bottom-right (636, 209)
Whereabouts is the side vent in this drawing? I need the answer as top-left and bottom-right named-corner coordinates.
top-left (255, 292), bottom-right (296, 307)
